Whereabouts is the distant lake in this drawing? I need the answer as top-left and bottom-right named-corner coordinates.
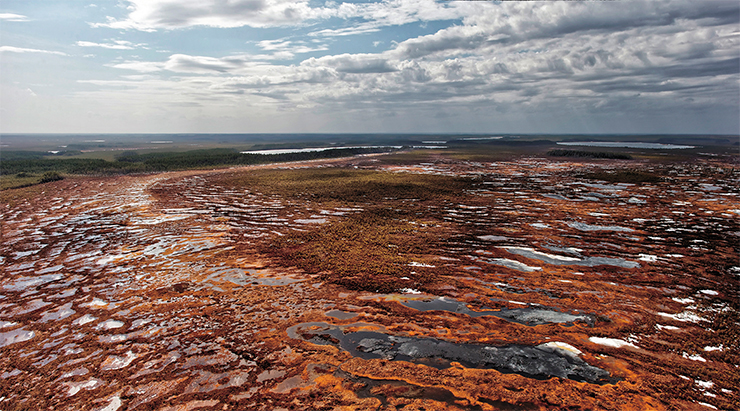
top-left (240, 146), bottom-right (401, 155)
top-left (557, 141), bottom-right (695, 149)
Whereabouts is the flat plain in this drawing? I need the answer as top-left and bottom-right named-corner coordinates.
top-left (1, 138), bottom-right (738, 410)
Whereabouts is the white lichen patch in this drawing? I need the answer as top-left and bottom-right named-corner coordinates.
top-left (696, 380), bottom-right (714, 389)
top-left (638, 254), bottom-right (659, 262)
top-left (658, 311), bottom-right (703, 323)
top-left (588, 337), bottom-right (637, 349)
top-left (682, 352), bottom-right (707, 362)
top-left (539, 341), bottom-right (582, 358)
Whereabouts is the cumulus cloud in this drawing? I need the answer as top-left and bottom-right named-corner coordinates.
top-left (303, 53), bottom-right (398, 73)
top-left (79, 0), bottom-right (739, 133)
top-left (93, 0), bottom-right (332, 29)
top-left (109, 53), bottom-right (294, 75)
top-left (93, 0), bottom-right (471, 31)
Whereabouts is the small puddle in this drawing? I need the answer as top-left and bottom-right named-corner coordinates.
top-left (210, 267), bottom-right (304, 286)
top-left (0, 327), bottom-right (35, 348)
top-left (325, 310), bottom-right (358, 320)
top-left (334, 369), bottom-right (519, 410)
top-left (567, 222), bottom-right (634, 232)
top-left (501, 247), bottom-right (640, 269)
top-left (401, 297), bottom-right (594, 326)
top-left (288, 322), bottom-right (616, 384)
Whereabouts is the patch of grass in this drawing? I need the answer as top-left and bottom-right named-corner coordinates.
top-left (216, 167), bottom-right (473, 204)
top-left (443, 141), bottom-right (557, 162)
top-left (0, 171), bottom-right (65, 190)
top-left (0, 174), bottom-right (43, 190)
top-left (263, 208), bottom-right (449, 293)
top-left (219, 167), bottom-right (472, 292)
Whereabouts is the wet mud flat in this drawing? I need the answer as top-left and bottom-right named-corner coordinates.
top-left (1, 155), bottom-right (739, 410)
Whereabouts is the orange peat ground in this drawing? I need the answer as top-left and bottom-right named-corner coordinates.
top-left (1, 154), bottom-right (738, 410)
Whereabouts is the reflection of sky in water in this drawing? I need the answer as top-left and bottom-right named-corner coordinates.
top-left (557, 142), bottom-right (695, 149)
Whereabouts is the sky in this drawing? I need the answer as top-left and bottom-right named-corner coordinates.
top-left (1, 0), bottom-right (738, 135)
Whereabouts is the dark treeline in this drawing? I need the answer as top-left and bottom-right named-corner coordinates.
top-left (0, 147), bottom-right (398, 176)
top-left (547, 149), bottom-right (633, 160)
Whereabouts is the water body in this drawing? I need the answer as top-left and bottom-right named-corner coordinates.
top-left (334, 369), bottom-right (527, 410)
top-left (288, 322), bottom-right (615, 384)
top-left (240, 146), bottom-right (401, 155)
top-left (501, 247), bottom-right (640, 269)
top-left (401, 297), bottom-right (594, 326)
top-left (557, 142), bottom-right (695, 149)
top-left (325, 310), bottom-right (358, 320)
top-left (567, 222), bottom-right (634, 232)
top-left (210, 267), bottom-right (303, 286)
top-left (472, 256), bottom-right (542, 272)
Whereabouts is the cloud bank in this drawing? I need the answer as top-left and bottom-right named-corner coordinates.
top-left (2, 0), bottom-right (738, 133)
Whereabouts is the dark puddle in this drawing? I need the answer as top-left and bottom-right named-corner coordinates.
top-left (325, 310), bottom-right (358, 320)
top-left (401, 297), bottom-right (594, 326)
top-left (288, 322), bottom-right (616, 385)
top-left (335, 370), bottom-right (490, 410)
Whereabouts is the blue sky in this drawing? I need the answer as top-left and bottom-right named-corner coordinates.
top-left (1, 0), bottom-right (738, 134)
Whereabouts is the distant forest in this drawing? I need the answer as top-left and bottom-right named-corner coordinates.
top-left (0, 147), bottom-right (398, 177)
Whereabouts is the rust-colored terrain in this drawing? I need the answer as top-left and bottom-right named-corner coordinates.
top-left (1, 154), bottom-right (738, 410)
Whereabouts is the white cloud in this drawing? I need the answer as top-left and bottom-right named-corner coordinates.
top-left (99, 0), bottom-right (738, 118)
top-left (308, 23), bottom-right (382, 38)
top-left (93, 0), bottom-right (334, 30)
top-left (0, 13), bottom-right (29, 22)
top-left (107, 60), bottom-right (165, 72)
top-left (0, 46), bottom-right (67, 56)
top-left (25, 0), bottom-right (732, 134)
top-left (303, 53), bottom-right (398, 73)
top-left (76, 40), bottom-right (147, 50)
top-left (92, 0), bottom-right (471, 31)
top-left (255, 39), bottom-right (329, 59)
